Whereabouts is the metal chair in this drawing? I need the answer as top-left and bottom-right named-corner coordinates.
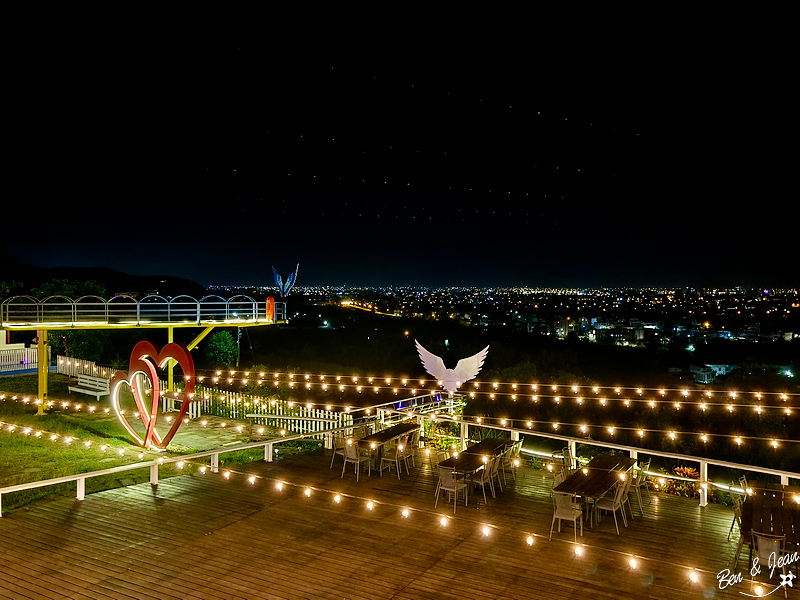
top-left (619, 471), bottom-right (635, 522)
top-left (631, 459), bottom-right (651, 515)
top-left (341, 439), bottom-right (371, 482)
top-left (435, 466), bottom-right (468, 513)
top-left (470, 456), bottom-right (497, 503)
top-left (502, 440), bottom-right (523, 483)
top-left (739, 475), bottom-right (749, 501)
top-left (550, 492), bottom-right (583, 542)
top-left (329, 431), bottom-right (347, 469)
top-left (594, 480), bottom-right (628, 535)
top-left (488, 452), bottom-right (504, 494)
top-left (380, 435), bottom-right (409, 479)
top-left (728, 495), bottom-right (742, 542)
top-left (729, 496), bottom-right (746, 571)
top-left (405, 428), bottom-right (421, 468)
top-left (750, 532), bottom-right (788, 598)
top-left (552, 446), bottom-right (574, 472)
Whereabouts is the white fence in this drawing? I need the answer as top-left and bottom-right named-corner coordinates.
top-left (55, 356), bottom-right (361, 434)
top-left (56, 356), bottom-right (111, 378)
top-left (0, 347), bottom-right (49, 373)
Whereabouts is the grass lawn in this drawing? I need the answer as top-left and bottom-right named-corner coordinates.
top-left (0, 373), bottom-right (307, 513)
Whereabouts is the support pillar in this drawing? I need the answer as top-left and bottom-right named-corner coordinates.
top-left (567, 439), bottom-right (577, 469)
top-left (150, 464), bottom-right (159, 486)
top-left (699, 460), bottom-right (708, 507)
top-left (167, 326), bottom-right (174, 393)
top-left (37, 329), bottom-right (48, 415)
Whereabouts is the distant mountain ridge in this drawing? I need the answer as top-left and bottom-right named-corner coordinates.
top-left (0, 259), bottom-right (206, 298)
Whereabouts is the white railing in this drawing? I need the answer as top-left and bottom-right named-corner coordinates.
top-left (2, 410), bottom-right (798, 517)
top-left (0, 431), bottom-right (311, 517)
top-left (432, 415), bottom-right (800, 506)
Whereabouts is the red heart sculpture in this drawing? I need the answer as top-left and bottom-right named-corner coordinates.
top-left (109, 341), bottom-right (196, 449)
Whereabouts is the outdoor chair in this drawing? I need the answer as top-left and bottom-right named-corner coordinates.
top-left (619, 472), bottom-right (635, 522)
top-left (728, 495), bottom-right (742, 542)
top-left (502, 440), bottom-right (523, 482)
top-left (381, 435), bottom-right (409, 479)
top-left (550, 492), bottom-right (583, 542)
top-left (488, 451), bottom-right (504, 494)
top-left (750, 532), bottom-right (788, 598)
top-left (739, 475), bottom-right (749, 501)
top-left (631, 459), bottom-right (651, 515)
top-left (435, 466), bottom-right (468, 513)
top-left (551, 446), bottom-right (573, 472)
top-left (469, 456), bottom-right (497, 504)
top-left (729, 496), bottom-right (745, 571)
top-left (330, 432), bottom-right (347, 469)
top-left (405, 428), bottom-right (421, 468)
top-left (341, 439), bottom-right (371, 482)
top-left (594, 479), bottom-right (629, 535)
top-left (552, 470), bottom-right (587, 516)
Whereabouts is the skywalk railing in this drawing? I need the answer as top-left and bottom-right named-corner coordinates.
top-left (1, 294), bottom-right (285, 328)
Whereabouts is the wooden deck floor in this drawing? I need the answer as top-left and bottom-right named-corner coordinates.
top-left (0, 448), bottom-right (791, 600)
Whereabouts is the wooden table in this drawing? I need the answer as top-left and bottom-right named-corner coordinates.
top-left (438, 438), bottom-right (511, 504)
top-left (741, 483), bottom-right (800, 550)
top-left (358, 422), bottom-right (420, 471)
top-left (439, 438), bottom-right (511, 474)
top-left (553, 454), bottom-right (637, 528)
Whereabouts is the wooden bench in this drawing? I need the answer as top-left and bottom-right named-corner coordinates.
top-left (68, 374), bottom-right (110, 398)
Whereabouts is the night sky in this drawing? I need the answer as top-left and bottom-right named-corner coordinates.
top-left (5, 40), bottom-right (794, 288)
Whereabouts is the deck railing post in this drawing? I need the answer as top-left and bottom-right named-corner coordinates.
top-left (781, 474), bottom-right (788, 485)
top-left (150, 464), bottom-right (158, 486)
top-left (460, 421), bottom-right (467, 451)
top-left (77, 477), bottom-right (85, 501)
top-left (699, 460), bottom-right (708, 507)
top-left (211, 453), bottom-right (219, 473)
top-left (266, 443), bottom-right (273, 462)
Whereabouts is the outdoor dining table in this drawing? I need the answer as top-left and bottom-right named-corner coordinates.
top-left (438, 438), bottom-right (512, 502)
top-left (553, 454), bottom-right (637, 528)
top-left (358, 421), bottom-right (420, 471)
top-left (740, 482), bottom-right (800, 563)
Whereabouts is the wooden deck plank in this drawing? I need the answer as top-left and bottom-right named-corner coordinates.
top-left (0, 448), bottom-right (783, 599)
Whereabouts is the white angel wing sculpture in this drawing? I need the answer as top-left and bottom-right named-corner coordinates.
top-left (415, 340), bottom-right (489, 393)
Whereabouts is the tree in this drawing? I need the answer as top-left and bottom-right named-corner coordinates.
top-left (204, 331), bottom-right (238, 368)
top-left (0, 280), bottom-right (23, 300)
